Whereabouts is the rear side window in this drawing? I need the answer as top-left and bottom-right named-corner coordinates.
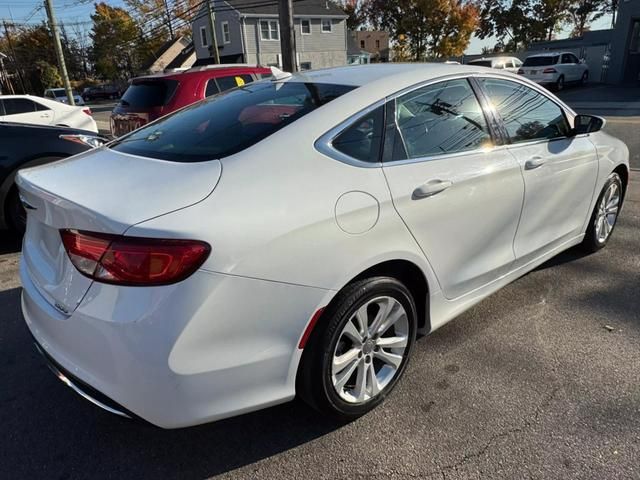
top-left (3, 98), bottom-right (37, 115)
top-left (120, 80), bottom-right (179, 108)
top-left (392, 79), bottom-right (491, 160)
top-left (332, 106), bottom-right (384, 163)
top-left (469, 60), bottom-right (492, 67)
top-left (479, 78), bottom-right (570, 143)
top-left (110, 81), bottom-right (355, 162)
top-left (523, 56), bottom-right (559, 66)
top-left (205, 79), bottom-right (220, 97)
top-left (216, 74), bottom-right (254, 92)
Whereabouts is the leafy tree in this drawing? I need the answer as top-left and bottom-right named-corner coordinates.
top-left (567, 0), bottom-right (607, 37)
top-left (35, 60), bottom-right (62, 90)
top-left (90, 2), bottom-right (141, 80)
top-left (365, 0), bottom-right (479, 60)
top-left (342, 0), bottom-right (366, 30)
top-left (475, 0), bottom-right (566, 49)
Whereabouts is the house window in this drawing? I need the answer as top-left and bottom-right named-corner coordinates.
top-left (260, 20), bottom-right (279, 41)
top-left (200, 26), bottom-right (208, 48)
top-left (301, 19), bottom-right (311, 35)
top-left (375, 39), bottom-right (380, 49)
top-left (360, 40), bottom-right (365, 49)
top-left (300, 61), bottom-right (312, 70)
top-left (321, 19), bottom-right (332, 33)
top-left (222, 21), bottom-right (230, 44)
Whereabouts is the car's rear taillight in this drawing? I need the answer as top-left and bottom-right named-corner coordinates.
top-left (542, 68), bottom-right (557, 73)
top-left (60, 230), bottom-right (210, 286)
top-left (517, 68), bottom-right (525, 75)
top-left (83, 108), bottom-right (92, 116)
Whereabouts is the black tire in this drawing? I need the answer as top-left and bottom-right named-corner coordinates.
top-left (297, 276), bottom-right (417, 420)
top-left (6, 186), bottom-right (26, 235)
top-left (581, 71), bottom-right (589, 86)
top-left (581, 172), bottom-right (623, 253)
top-left (555, 75), bottom-right (565, 91)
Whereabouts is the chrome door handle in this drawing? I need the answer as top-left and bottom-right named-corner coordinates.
top-left (412, 179), bottom-right (452, 199)
top-left (525, 156), bottom-right (545, 170)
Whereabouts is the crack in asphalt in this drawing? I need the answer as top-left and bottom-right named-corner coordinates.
top-left (414, 386), bottom-right (563, 480)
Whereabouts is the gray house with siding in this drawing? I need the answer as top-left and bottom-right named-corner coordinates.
top-left (191, 0), bottom-right (348, 69)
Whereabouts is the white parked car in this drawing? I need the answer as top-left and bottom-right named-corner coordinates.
top-left (18, 64), bottom-right (629, 428)
top-left (518, 52), bottom-right (589, 90)
top-left (0, 95), bottom-right (97, 132)
top-left (468, 56), bottom-right (523, 73)
top-left (43, 87), bottom-right (85, 106)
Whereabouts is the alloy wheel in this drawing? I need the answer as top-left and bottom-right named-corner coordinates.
top-left (331, 296), bottom-right (409, 404)
top-left (595, 181), bottom-right (620, 244)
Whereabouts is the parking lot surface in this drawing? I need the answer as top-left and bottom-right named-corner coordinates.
top-left (1, 88), bottom-right (639, 480)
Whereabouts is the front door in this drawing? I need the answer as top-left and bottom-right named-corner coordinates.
top-left (477, 77), bottom-right (598, 264)
top-left (382, 78), bottom-right (525, 299)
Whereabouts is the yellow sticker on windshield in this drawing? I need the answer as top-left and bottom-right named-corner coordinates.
top-left (235, 76), bottom-right (245, 86)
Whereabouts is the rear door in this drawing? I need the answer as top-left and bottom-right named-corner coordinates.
top-left (1, 98), bottom-right (53, 126)
top-left (382, 78), bottom-right (525, 299)
top-left (478, 77), bottom-right (598, 264)
top-left (561, 53), bottom-right (578, 81)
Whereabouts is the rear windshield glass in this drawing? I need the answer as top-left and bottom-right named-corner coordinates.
top-left (109, 81), bottom-right (355, 162)
top-left (469, 60), bottom-right (492, 67)
top-left (53, 89), bottom-right (79, 97)
top-left (523, 56), bottom-right (559, 67)
top-left (119, 80), bottom-right (179, 108)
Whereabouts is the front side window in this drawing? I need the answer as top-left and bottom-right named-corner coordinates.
top-left (260, 20), bottom-right (279, 40)
top-left (332, 106), bottom-right (384, 163)
top-left (392, 79), bottom-right (491, 160)
top-left (3, 98), bottom-right (36, 115)
top-left (109, 81), bottom-right (355, 162)
top-left (479, 78), bottom-right (570, 143)
top-left (321, 19), bottom-right (332, 33)
top-left (222, 22), bottom-right (230, 44)
top-left (561, 54), bottom-right (573, 64)
top-left (301, 19), bottom-right (311, 34)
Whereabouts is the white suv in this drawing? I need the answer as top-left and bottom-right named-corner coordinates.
top-left (518, 52), bottom-right (589, 90)
top-left (467, 56), bottom-right (522, 73)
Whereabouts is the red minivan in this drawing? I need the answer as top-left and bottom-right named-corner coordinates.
top-left (110, 64), bottom-right (271, 137)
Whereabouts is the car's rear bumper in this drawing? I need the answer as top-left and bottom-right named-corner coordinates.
top-left (21, 259), bottom-right (331, 428)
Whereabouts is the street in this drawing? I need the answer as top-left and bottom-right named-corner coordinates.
top-left (1, 86), bottom-right (639, 479)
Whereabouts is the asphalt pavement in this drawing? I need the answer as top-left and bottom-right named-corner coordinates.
top-left (1, 86), bottom-right (639, 479)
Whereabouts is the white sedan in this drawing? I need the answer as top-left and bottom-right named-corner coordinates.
top-left (518, 52), bottom-right (589, 90)
top-left (17, 64), bottom-right (628, 428)
top-left (0, 95), bottom-right (97, 132)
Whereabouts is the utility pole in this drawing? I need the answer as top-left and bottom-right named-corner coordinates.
top-left (44, 0), bottom-right (74, 105)
top-left (162, 0), bottom-right (174, 40)
top-left (206, 0), bottom-right (220, 64)
top-left (2, 20), bottom-right (26, 93)
top-left (278, 0), bottom-right (297, 72)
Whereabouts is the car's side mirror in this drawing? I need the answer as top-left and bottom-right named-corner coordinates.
top-left (572, 114), bottom-right (605, 135)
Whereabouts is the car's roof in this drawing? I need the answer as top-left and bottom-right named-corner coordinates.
top-left (527, 52), bottom-right (569, 57)
top-left (134, 64), bottom-right (271, 82)
top-left (469, 56), bottom-right (518, 62)
top-left (286, 63), bottom-right (496, 87)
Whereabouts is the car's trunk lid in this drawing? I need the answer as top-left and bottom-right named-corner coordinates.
top-left (17, 148), bottom-right (221, 313)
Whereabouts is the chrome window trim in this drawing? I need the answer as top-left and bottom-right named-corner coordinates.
top-left (314, 71), bottom-right (579, 169)
top-left (314, 99), bottom-right (385, 168)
